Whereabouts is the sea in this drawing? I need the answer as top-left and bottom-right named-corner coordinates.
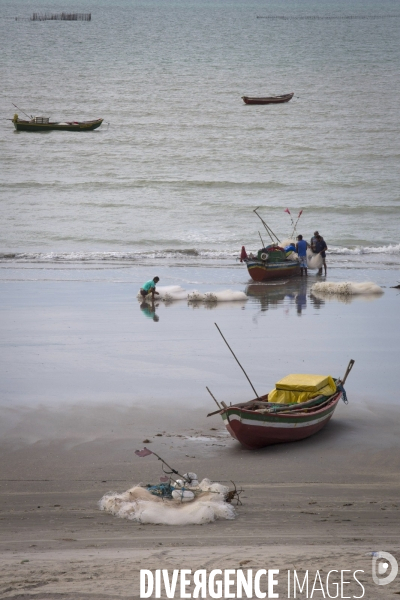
top-left (1, 0), bottom-right (400, 287)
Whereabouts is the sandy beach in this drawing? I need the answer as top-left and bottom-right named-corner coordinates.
top-left (1, 265), bottom-right (400, 599)
top-left (2, 0), bottom-right (400, 594)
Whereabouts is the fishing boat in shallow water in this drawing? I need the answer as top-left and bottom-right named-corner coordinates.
top-left (241, 207), bottom-right (301, 281)
top-left (242, 93), bottom-right (294, 105)
top-left (241, 243), bottom-right (300, 281)
top-left (208, 355), bottom-right (354, 449)
top-left (245, 254), bottom-right (300, 281)
top-left (12, 114), bottom-right (103, 132)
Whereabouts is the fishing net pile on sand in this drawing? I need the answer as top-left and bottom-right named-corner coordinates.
top-left (99, 479), bottom-right (235, 525)
top-left (311, 281), bottom-right (383, 296)
top-left (138, 285), bottom-right (247, 303)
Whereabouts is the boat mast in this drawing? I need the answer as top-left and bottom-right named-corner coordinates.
top-left (253, 207), bottom-right (281, 244)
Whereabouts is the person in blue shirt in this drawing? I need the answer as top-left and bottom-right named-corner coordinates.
top-left (295, 235), bottom-right (310, 276)
top-left (314, 235), bottom-right (328, 275)
top-left (285, 242), bottom-right (296, 254)
top-left (140, 276), bottom-right (160, 300)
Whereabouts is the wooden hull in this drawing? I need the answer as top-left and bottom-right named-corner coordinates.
top-left (242, 93), bottom-right (294, 105)
top-left (246, 259), bottom-right (300, 281)
top-left (222, 392), bottom-right (341, 449)
top-left (13, 118), bottom-right (103, 132)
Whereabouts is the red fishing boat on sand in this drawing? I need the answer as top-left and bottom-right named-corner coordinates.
top-left (207, 325), bottom-right (354, 450)
top-left (220, 389), bottom-right (343, 449)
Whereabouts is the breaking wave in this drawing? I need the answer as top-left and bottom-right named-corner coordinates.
top-left (0, 243), bottom-right (399, 264)
top-left (328, 243), bottom-right (400, 256)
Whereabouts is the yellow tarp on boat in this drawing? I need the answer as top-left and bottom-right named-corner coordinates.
top-left (268, 374), bottom-right (336, 404)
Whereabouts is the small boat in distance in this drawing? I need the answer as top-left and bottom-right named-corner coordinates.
top-left (242, 92), bottom-right (294, 105)
top-left (12, 114), bottom-right (103, 132)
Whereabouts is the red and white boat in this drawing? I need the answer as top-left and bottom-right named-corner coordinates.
top-left (208, 356), bottom-right (354, 450)
top-left (221, 390), bottom-right (342, 449)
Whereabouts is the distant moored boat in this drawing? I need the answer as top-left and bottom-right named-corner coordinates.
top-left (242, 92), bottom-right (294, 105)
top-left (12, 114), bottom-right (103, 132)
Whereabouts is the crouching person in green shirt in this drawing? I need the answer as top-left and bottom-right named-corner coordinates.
top-left (140, 277), bottom-right (160, 300)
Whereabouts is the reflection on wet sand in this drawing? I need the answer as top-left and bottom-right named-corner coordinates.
top-left (310, 290), bottom-right (384, 304)
top-left (246, 278), bottom-right (382, 315)
top-left (140, 300), bottom-right (160, 321)
top-left (246, 279), bottom-right (321, 315)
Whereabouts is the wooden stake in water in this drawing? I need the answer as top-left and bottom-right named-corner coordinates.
top-left (214, 323), bottom-right (259, 398)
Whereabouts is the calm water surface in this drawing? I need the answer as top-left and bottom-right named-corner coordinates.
top-left (1, 0), bottom-right (399, 276)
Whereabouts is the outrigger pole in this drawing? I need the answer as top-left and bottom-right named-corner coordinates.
top-left (12, 103), bottom-right (32, 120)
top-left (215, 323), bottom-right (260, 399)
top-left (253, 207), bottom-right (281, 244)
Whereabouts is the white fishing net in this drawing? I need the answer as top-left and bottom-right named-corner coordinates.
top-left (99, 479), bottom-right (236, 526)
top-left (311, 281), bottom-right (383, 295)
top-left (281, 240), bottom-right (323, 269)
top-left (306, 249), bottom-right (323, 270)
top-left (138, 285), bottom-right (247, 303)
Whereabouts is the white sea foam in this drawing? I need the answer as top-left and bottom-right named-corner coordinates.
top-left (311, 281), bottom-right (384, 295)
top-left (99, 479), bottom-right (235, 525)
top-left (139, 286), bottom-right (247, 303)
top-left (1, 244), bottom-right (399, 264)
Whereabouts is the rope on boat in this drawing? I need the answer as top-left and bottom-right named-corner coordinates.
top-left (337, 383), bottom-right (348, 404)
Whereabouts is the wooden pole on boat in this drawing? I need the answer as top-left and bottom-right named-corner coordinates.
top-left (258, 231), bottom-right (266, 247)
top-left (253, 207), bottom-right (281, 243)
top-left (12, 102), bottom-right (32, 120)
top-left (214, 323), bottom-right (260, 398)
top-left (206, 386), bottom-right (221, 410)
top-left (340, 359), bottom-right (355, 384)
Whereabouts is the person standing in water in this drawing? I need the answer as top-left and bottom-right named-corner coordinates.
top-left (296, 235), bottom-right (310, 276)
top-left (140, 276), bottom-right (160, 300)
top-left (314, 235), bottom-right (328, 275)
top-left (310, 231), bottom-right (320, 252)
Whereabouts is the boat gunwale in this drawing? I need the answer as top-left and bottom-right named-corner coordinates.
top-left (222, 391), bottom-right (342, 422)
top-left (242, 92), bottom-right (294, 101)
top-left (14, 118), bottom-right (103, 126)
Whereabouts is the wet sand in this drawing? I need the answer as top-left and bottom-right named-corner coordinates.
top-left (0, 274), bottom-right (400, 598)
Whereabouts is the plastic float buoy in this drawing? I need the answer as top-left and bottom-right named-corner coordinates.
top-left (172, 489), bottom-right (195, 502)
